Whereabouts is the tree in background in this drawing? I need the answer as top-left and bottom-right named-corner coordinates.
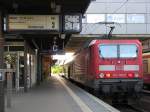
top-left (51, 65), bottom-right (63, 75)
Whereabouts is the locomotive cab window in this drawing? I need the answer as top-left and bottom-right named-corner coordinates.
top-left (99, 45), bottom-right (117, 58)
top-left (99, 44), bottom-right (138, 58)
top-left (120, 45), bottom-right (137, 58)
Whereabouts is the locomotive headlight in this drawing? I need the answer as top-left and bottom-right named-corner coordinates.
top-left (106, 73), bottom-right (111, 78)
top-left (99, 73), bottom-right (105, 78)
top-left (127, 73), bottom-right (134, 78)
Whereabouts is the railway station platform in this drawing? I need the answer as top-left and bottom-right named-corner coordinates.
top-left (6, 75), bottom-right (119, 112)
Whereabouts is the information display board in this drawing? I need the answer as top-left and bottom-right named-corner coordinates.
top-left (7, 15), bottom-right (60, 31)
top-left (63, 14), bottom-right (82, 33)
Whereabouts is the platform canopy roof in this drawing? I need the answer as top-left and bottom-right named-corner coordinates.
top-left (0, 0), bottom-right (91, 14)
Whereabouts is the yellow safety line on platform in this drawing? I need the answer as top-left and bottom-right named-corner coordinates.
top-left (57, 76), bottom-right (93, 112)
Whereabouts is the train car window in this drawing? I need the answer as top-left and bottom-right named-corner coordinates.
top-left (120, 45), bottom-right (137, 58)
top-left (99, 45), bottom-right (117, 58)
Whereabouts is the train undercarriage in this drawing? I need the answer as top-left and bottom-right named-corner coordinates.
top-left (91, 79), bottom-right (143, 104)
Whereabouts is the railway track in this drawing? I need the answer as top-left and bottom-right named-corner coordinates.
top-left (113, 104), bottom-right (149, 112)
top-left (96, 95), bottom-right (149, 112)
top-left (142, 90), bottom-right (150, 96)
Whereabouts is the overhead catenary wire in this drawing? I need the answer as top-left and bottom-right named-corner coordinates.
top-left (113, 0), bottom-right (129, 13)
top-left (83, 0), bottom-right (129, 37)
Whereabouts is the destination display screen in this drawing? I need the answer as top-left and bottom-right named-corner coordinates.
top-left (7, 15), bottom-right (60, 31)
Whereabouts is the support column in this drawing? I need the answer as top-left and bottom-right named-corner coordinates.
top-left (35, 49), bottom-right (38, 85)
top-left (6, 69), bottom-right (12, 108)
top-left (29, 53), bottom-right (31, 88)
top-left (37, 54), bottom-right (42, 84)
top-left (16, 52), bottom-right (20, 91)
top-left (24, 40), bottom-right (28, 92)
top-left (0, 11), bottom-right (5, 112)
top-left (40, 55), bottom-right (43, 82)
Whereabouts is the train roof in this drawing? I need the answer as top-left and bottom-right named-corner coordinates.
top-left (75, 39), bottom-right (141, 55)
top-left (90, 39), bottom-right (141, 46)
top-left (84, 39), bottom-right (141, 47)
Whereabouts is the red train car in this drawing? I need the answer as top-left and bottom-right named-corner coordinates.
top-left (69, 39), bottom-right (143, 98)
top-left (143, 53), bottom-right (150, 87)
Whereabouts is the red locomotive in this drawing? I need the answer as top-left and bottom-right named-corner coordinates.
top-left (66, 39), bottom-right (143, 100)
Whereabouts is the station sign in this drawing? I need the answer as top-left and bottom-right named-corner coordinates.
top-left (7, 15), bottom-right (60, 32)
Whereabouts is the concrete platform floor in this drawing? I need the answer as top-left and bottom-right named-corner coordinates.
top-left (6, 75), bottom-right (119, 112)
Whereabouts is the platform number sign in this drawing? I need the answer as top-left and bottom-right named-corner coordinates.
top-left (63, 14), bottom-right (82, 33)
top-left (51, 16), bottom-right (57, 29)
